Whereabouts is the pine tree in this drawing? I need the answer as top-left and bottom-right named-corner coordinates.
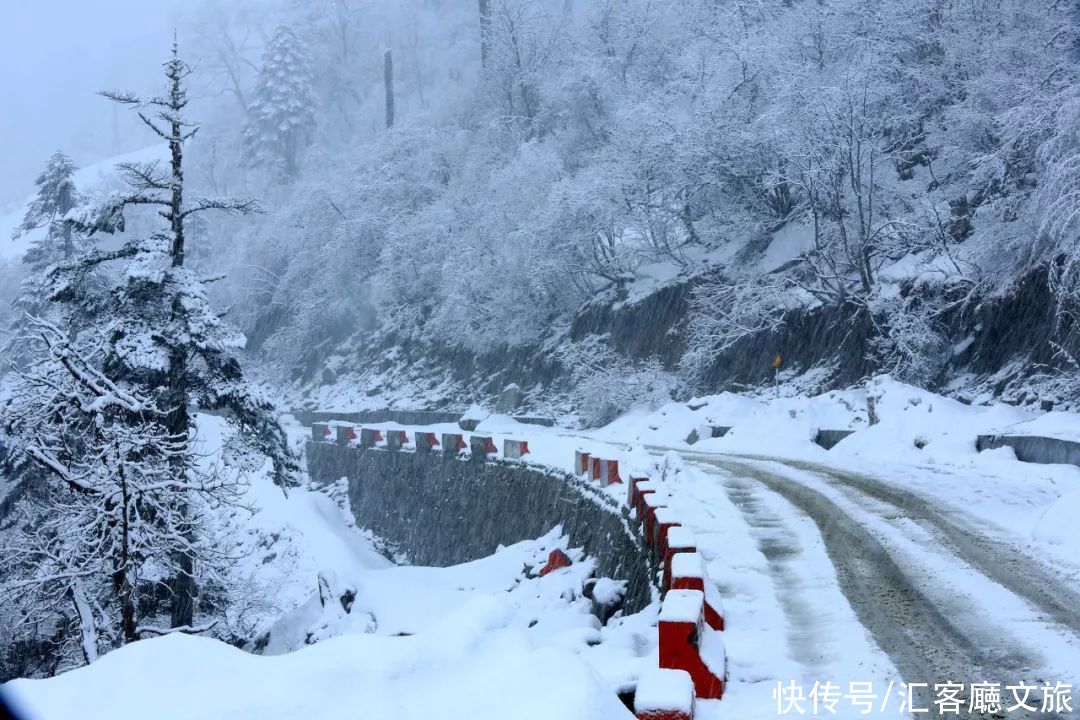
top-left (1, 318), bottom-right (242, 662)
top-left (7, 152), bottom-right (89, 335)
top-left (11, 151), bottom-right (81, 270)
top-left (3, 41), bottom-right (300, 644)
top-left (242, 25), bottom-right (316, 178)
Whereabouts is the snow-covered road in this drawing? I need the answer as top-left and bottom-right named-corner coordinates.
top-left (316, 381), bottom-right (1080, 718)
top-left (669, 450), bottom-right (1080, 719)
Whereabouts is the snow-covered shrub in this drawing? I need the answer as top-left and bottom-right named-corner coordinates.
top-left (556, 338), bottom-right (676, 427)
top-left (866, 296), bottom-right (949, 386)
top-left (683, 273), bottom-right (789, 379)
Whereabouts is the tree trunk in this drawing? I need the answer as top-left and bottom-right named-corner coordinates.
top-left (164, 47), bottom-right (196, 630)
top-left (167, 342), bottom-right (195, 630)
top-left (70, 583), bottom-right (99, 665)
top-left (170, 128), bottom-right (185, 267)
top-left (384, 50), bottom-right (395, 129)
top-left (479, 0), bottom-right (491, 68)
top-left (115, 461), bottom-right (138, 644)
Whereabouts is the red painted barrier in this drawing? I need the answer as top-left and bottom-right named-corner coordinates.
top-left (634, 668), bottom-right (695, 720)
top-left (663, 527), bottom-right (697, 591)
top-left (469, 435), bottom-right (498, 457)
top-left (575, 450), bottom-right (591, 475)
top-left (415, 431), bottom-right (440, 453)
top-left (539, 548), bottom-right (572, 576)
top-left (628, 475), bottom-right (649, 508)
top-left (590, 457), bottom-right (602, 482)
top-left (335, 425), bottom-right (358, 445)
top-left (360, 427), bottom-right (383, 448)
top-left (442, 433), bottom-right (467, 454)
top-left (652, 507), bottom-right (681, 560)
top-left (312, 423), bottom-right (332, 442)
top-left (603, 459), bottom-right (623, 485)
top-left (386, 429), bottom-right (410, 451)
top-left (504, 439), bottom-right (530, 459)
top-left (669, 552), bottom-right (725, 632)
top-left (642, 493), bottom-right (667, 544)
top-left (634, 481), bottom-right (658, 522)
top-left (659, 590), bottom-right (724, 700)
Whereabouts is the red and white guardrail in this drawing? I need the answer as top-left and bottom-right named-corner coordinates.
top-left (309, 423), bottom-right (727, 717)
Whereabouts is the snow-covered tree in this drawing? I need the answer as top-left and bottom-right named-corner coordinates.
top-left (5, 152), bottom-right (91, 369)
top-left (11, 152), bottom-right (82, 270)
top-left (242, 25), bottom-right (316, 178)
top-left (554, 338), bottom-right (676, 427)
top-left (25, 42), bottom-right (299, 634)
top-left (178, 0), bottom-right (1079, 393)
top-left (0, 318), bottom-right (243, 664)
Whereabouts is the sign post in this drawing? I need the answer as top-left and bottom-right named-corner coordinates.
top-left (772, 353), bottom-right (782, 397)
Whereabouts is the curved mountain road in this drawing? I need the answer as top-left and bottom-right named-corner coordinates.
top-left (664, 449), bottom-right (1080, 719)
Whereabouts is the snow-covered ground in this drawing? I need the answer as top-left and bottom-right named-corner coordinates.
top-left (304, 376), bottom-right (1080, 715)
top-left (6, 376), bottom-right (1080, 719)
top-left (4, 531), bottom-right (645, 720)
top-left (4, 413), bottom-right (655, 720)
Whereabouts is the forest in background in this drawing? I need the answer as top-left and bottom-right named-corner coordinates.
top-left (6, 0), bottom-right (1080, 412)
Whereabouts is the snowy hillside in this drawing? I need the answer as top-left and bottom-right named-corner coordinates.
top-left (0, 145), bottom-right (166, 263)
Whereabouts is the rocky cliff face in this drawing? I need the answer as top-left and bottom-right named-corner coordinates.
top-left (297, 260), bottom-right (1078, 414)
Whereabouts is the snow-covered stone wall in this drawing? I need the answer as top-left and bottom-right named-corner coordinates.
top-left (305, 441), bottom-right (657, 613)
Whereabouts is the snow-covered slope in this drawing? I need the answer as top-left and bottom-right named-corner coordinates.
top-left (5, 604), bottom-right (631, 720)
top-left (4, 530), bottom-right (649, 720)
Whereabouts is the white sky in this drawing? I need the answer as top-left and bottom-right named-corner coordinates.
top-left (0, 0), bottom-right (185, 206)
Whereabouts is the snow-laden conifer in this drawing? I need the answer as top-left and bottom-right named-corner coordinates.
top-left (242, 25), bottom-right (316, 178)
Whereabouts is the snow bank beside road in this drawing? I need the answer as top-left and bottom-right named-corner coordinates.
top-left (589, 375), bottom-right (1041, 466)
top-left (191, 414), bottom-right (392, 637)
top-left (4, 523), bottom-right (652, 719)
top-left (5, 603), bottom-right (632, 720)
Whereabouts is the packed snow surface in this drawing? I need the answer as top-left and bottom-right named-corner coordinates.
top-left (5, 615), bottom-right (630, 720)
top-left (4, 527), bottom-right (652, 720)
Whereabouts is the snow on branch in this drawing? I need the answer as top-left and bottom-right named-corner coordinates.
top-left (181, 196), bottom-right (261, 219)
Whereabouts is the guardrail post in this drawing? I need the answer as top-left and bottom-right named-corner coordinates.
top-left (670, 552), bottom-right (725, 631)
top-left (575, 450), bottom-right (591, 475)
top-left (360, 427), bottom-right (383, 448)
top-left (385, 429), bottom-right (410, 451)
top-left (659, 589), bottom-right (724, 699)
top-left (504, 439), bottom-right (530, 459)
top-left (442, 433), bottom-right (467, 456)
top-left (469, 435), bottom-right (498, 460)
top-left (634, 668), bottom-right (695, 720)
top-left (415, 431), bottom-right (440, 453)
top-left (663, 528), bottom-right (697, 591)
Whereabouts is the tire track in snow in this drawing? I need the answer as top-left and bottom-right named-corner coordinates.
top-left (711, 475), bottom-right (832, 670)
top-left (663, 459), bottom-right (907, 720)
top-left (687, 455), bottom-right (1050, 719)
top-left (757, 456), bottom-right (1080, 637)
